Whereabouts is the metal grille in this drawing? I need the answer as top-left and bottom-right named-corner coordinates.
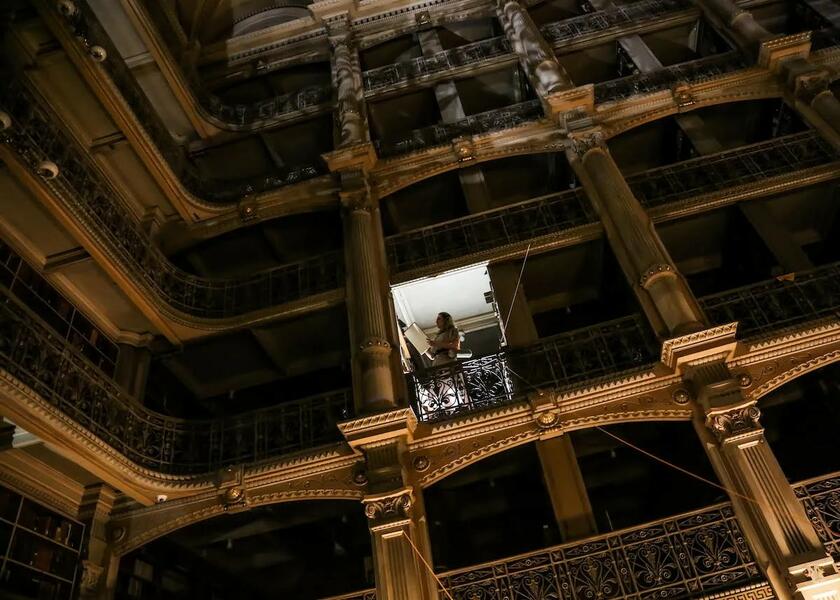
top-left (795, 474), bottom-right (840, 563)
top-left (386, 189), bottom-right (594, 273)
top-left (629, 131), bottom-right (836, 209)
top-left (700, 261), bottom-right (840, 339)
top-left (375, 99), bottom-right (544, 158)
top-left (0, 83), bottom-right (344, 320)
top-left (410, 314), bottom-right (658, 422)
top-left (594, 51), bottom-right (746, 103)
top-left (0, 289), bottom-right (350, 474)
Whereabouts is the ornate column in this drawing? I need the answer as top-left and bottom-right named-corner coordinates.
top-left (341, 411), bottom-right (437, 600)
top-left (77, 484), bottom-right (119, 600)
top-left (496, 0), bottom-right (573, 101)
top-left (786, 61), bottom-right (840, 150)
top-left (687, 361), bottom-right (840, 600)
top-left (566, 131), bottom-right (706, 337)
top-left (328, 17), bottom-right (368, 148)
top-left (341, 173), bottom-right (399, 414)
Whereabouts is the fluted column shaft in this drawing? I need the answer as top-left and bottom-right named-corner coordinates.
top-left (364, 486), bottom-right (437, 600)
top-left (343, 184), bottom-right (397, 414)
top-left (330, 29), bottom-right (368, 148)
top-left (689, 363), bottom-right (840, 600)
top-left (568, 135), bottom-right (706, 337)
top-left (496, 0), bottom-right (572, 99)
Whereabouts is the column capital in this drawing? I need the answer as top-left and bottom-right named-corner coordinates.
top-left (705, 403), bottom-right (762, 443)
top-left (363, 487), bottom-right (414, 529)
top-left (565, 128), bottom-right (606, 160)
top-left (338, 171), bottom-right (375, 211)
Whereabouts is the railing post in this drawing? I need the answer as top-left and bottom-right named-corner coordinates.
top-left (565, 129), bottom-right (707, 338)
top-left (686, 360), bottom-right (840, 600)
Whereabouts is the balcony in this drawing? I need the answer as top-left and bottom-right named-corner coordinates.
top-left (375, 50), bottom-right (749, 158)
top-left (0, 84), bottom-right (344, 321)
top-left (0, 287), bottom-right (350, 474)
top-left (407, 260), bottom-right (840, 422)
top-left (386, 131), bottom-right (838, 279)
top-left (410, 314), bottom-right (658, 422)
top-left (326, 469), bottom-right (840, 600)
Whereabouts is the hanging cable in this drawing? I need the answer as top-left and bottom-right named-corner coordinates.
top-left (399, 531), bottom-right (455, 600)
top-left (594, 426), bottom-right (760, 506)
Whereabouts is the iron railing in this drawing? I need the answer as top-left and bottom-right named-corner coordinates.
top-left (326, 470), bottom-right (840, 600)
top-left (53, 1), bottom-right (325, 203)
top-left (387, 131), bottom-right (838, 276)
top-left (700, 261), bottom-right (840, 339)
top-left (630, 130), bottom-right (836, 209)
top-left (374, 99), bottom-right (544, 158)
top-left (594, 51), bottom-right (746, 103)
top-left (410, 314), bottom-right (658, 422)
top-left (0, 82), bottom-right (344, 320)
top-left (0, 288), bottom-right (351, 474)
top-left (386, 189), bottom-right (594, 273)
top-left (377, 49), bottom-right (749, 157)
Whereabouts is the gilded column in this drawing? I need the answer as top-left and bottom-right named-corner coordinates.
top-left (114, 343), bottom-right (151, 402)
top-left (566, 131), bottom-right (706, 337)
top-left (786, 62), bottom-right (840, 150)
top-left (342, 177), bottom-right (398, 413)
top-left (688, 362), bottom-right (840, 600)
top-left (496, 0), bottom-right (572, 99)
top-left (77, 485), bottom-right (119, 600)
top-left (328, 20), bottom-right (368, 148)
top-left (341, 412), bottom-right (437, 600)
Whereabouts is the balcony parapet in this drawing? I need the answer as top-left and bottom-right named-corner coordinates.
top-left (700, 261), bottom-right (840, 339)
top-left (0, 83), bottom-right (344, 337)
top-left (0, 286), bottom-right (352, 476)
top-left (323, 470), bottom-right (840, 600)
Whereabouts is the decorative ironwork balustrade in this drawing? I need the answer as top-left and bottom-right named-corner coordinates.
top-left (364, 36), bottom-right (512, 92)
top-left (594, 51), bottom-right (746, 103)
top-left (795, 473), bottom-right (840, 563)
top-left (700, 261), bottom-right (840, 339)
top-left (410, 314), bottom-right (658, 421)
top-left (376, 49), bottom-right (749, 157)
top-left (0, 83), bottom-right (344, 320)
top-left (375, 100), bottom-right (544, 158)
top-left (52, 1), bottom-right (325, 203)
top-left (328, 470), bottom-right (840, 600)
top-left (0, 290), bottom-right (350, 474)
top-left (386, 189), bottom-right (594, 274)
top-left (542, 0), bottom-right (692, 44)
top-left (630, 131), bottom-right (836, 209)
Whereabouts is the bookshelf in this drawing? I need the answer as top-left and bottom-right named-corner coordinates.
top-left (0, 485), bottom-right (84, 600)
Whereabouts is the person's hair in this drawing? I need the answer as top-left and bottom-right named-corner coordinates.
top-left (437, 312), bottom-right (455, 331)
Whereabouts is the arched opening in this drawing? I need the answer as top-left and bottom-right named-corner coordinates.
top-left (116, 500), bottom-right (372, 599)
top-left (759, 362), bottom-right (840, 482)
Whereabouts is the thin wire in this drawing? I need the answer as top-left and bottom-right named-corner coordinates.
top-left (399, 531), bottom-right (455, 600)
top-left (501, 243), bottom-right (531, 337)
top-left (594, 426), bottom-right (760, 506)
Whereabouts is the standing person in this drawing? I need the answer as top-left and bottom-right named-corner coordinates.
top-left (428, 312), bottom-right (461, 366)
